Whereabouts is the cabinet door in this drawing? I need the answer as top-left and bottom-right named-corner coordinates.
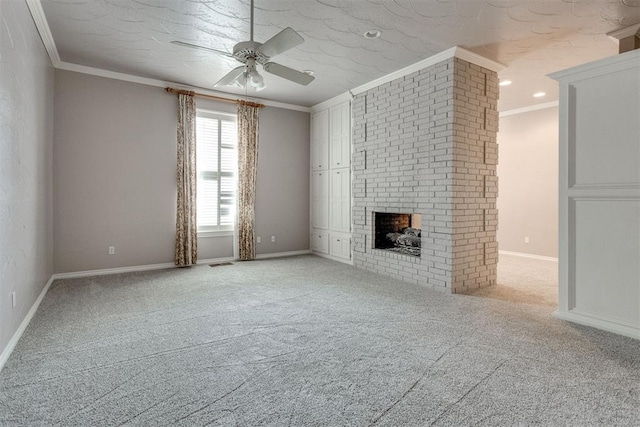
top-left (312, 230), bottom-right (329, 254)
top-left (330, 168), bottom-right (350, 233)
top-left (330, 234), bottom-right (351, 260)
top-left (311, 171), bottom-right (329, 229)
top-left (329, 102), bottom-right (350, 169)
top-left (311, 110), bottom-right (329, 171)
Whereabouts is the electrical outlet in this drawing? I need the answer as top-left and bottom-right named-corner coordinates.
top-left (257, 236), bottom-right (261, 243)
top-left (524, 237), bottom-right (530, 244)
top-left (109, 246), bottom-right (115, 255)
top-left (271, 235), bottom-right (276, 243)
top-left (11, 292), bottom-right (16, 308)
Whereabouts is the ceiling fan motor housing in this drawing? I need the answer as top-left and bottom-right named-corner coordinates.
top-left (233, 41), bottom-right (269, 64)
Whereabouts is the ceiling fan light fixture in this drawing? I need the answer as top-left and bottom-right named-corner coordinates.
top-left (244, 57), bottom-right (266, 91)
top-left (363, 29), bottom-right (382, 39)
top-left (249, 71), bottom-right (264, 88)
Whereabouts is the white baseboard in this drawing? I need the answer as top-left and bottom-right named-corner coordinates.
top-left (554, 311), bottom-right (640, 341)
top-left (52, 256), bottom-right (239, 280)
top-left (310, 251), bottom-right (354, 265)
top-left (255, 250), bottom-right (310, 260)
top-left (499, 250), bottom-right (558, 262)
top-left (52, 262), bottom-right (177, 279)
top-left (0, 276), bottom-right (55, 373)
top-left (197, 257), bottom-right (236, 265)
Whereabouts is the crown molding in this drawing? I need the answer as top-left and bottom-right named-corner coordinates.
top-left (310, 91), bottom-right (352, 112)
top-left (58, 61), bottom-right (172, 89)
top-left (607, 23), bottom-right (640, 42)
top-left (549, 48), bottom-right (640, 82)
top-left (500, 100), bottom-right (559, 118)
top-left (25, 0), bottom-right (61, 67)
top-left (350, 46), bottom-right (505, 97)
top-left (350, 47), bottom-right (456, 96)
top-left (453, 46), bottom-right (505, 73)
top-left (56, 62), bottom-right (310, 112)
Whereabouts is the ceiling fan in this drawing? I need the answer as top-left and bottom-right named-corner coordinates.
top-left (171, 0), bottom-right (314, 91)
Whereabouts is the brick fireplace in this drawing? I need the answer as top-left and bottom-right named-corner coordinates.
top-left (352, 53), bottom-right (499, 293)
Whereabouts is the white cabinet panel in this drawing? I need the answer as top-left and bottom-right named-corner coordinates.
top-left (311, 171), bottom-right (329, 229)
top-left (330, 233), bottom-right (351, 260)
top-left (330, 102), bottom-right (350, 136)
top-left (330, 135), bottom-right (350, 169)
top-left (330, 102), bottom-right (350, 169)
top-left (573, 199), bottom-right (640, 327)
top-left (311, 230), bottom-right (329, 254)
top-left (572, 69), bottom-right (640, 186)
top-left (311, 110), bottom-right (329, 171)
top-left (330, 168), bottom-right (350, 233)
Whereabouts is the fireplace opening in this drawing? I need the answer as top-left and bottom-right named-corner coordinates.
top-left (373, 212), bottom-right (422, 257)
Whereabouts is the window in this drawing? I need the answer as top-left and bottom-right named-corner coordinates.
top-left (196, 110), bottom-right (237, 233)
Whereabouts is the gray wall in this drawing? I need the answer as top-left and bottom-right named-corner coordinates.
top-left (255, 107), bottom-right (310, 254)
top-left (0, 1), bottom-right (54, 359)
top-left (54, 70), bottom-right (309, 273)
top-left (497, 106), bottom-right (559, 257)
top-left (54, 71), bottom-right (178, 272)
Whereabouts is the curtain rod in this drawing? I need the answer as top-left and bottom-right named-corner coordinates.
top-left (165, 87), bottom-right (265, 109)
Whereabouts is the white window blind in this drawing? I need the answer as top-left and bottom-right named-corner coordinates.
top-left (196, 110), bottom-right (237, 232)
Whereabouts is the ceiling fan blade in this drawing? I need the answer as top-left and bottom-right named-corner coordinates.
top-left (263, 62), bottom-right (314, 86)
top-left (171, 41), bottom-right (234, 59)
top-left (257, 27), bottom-right (304, 58)
top-left (214, 66), bottom-right (246, 87)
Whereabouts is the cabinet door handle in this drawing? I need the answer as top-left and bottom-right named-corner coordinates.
top-left (337, 162), bottom-right (340, 165)
top-left (337, 239), bottom-right (341, 242)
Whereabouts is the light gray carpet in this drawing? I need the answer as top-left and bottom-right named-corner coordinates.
top-left (1, 254), bottom-right (639, 426)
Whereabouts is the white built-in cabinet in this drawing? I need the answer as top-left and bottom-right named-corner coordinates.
top-left (311, 170), bottom-right (329, 230)
top-left (330, 169), bottom-right (350, 233)
top-left (550, 50), bottom-right (640, 340)
top-left (310, 99), bottom-right (351, 262)
top-left (330, 102), bottom-right (350, 169)
top-left (311, 109), bottom-right (329, 171)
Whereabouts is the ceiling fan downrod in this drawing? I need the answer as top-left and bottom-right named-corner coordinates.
top-left (250, 0), bottom-right (254, 42)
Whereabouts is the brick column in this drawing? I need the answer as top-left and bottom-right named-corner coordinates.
top-left (351, 55), bottom-right (499, 293)
top-left (450, 58), bottom-right (499, 293)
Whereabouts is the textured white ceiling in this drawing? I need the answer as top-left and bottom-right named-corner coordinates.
top-left (40, 0), bottom-right (640, 109)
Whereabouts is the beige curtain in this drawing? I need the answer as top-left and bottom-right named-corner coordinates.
top-left (175, 93), bottom-right (197, 266)
top-left (237, 102), bottom-right (260, 261)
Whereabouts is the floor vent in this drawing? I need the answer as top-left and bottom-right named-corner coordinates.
top-left (209, 262), bottom-right (234, 267)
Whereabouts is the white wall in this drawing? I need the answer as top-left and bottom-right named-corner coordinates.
top-left (53, 70), bottom-right (310, 273)
top-left (497, 106), bottom-right (559, 258)
top-left (0, 1), bottom-right (54, 359)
